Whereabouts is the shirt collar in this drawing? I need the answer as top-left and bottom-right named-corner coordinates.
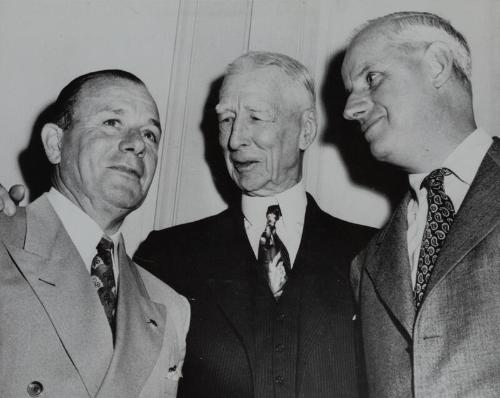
top-left (241, 180), bottom-right (307, 228)
top-left (46, 187), bottom-right (121, 268)
top-left (408, 128), bottom-right (492, 196)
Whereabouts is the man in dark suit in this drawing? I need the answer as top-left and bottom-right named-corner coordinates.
top-left (134, 51), bottom-right (374, 398)
top-left (0, 70), bottom-right (189, 397)
top-left (342, 12), bottom-right (500, 397)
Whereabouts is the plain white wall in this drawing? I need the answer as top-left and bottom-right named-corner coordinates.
top-left (2, 0), bottom-right (499, 254)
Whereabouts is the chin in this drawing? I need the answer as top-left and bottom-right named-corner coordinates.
top-left (104, 187), bottom-right (145, 210)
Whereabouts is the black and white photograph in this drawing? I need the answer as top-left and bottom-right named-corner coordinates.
top-left (1, 1), bottom-right (500, 397)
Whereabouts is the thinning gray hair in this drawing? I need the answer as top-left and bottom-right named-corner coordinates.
top-left (356, 11), bottom-right (472, 92)
top-left (224, 51), bottom-right (316, 107)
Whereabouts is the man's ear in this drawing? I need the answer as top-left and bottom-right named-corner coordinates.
top-left (299, 108), bottom-right (317, 151)
top-left (41, 123), bottom-right (63, 164)
top-left (424, 41), bottom-right (454, 89)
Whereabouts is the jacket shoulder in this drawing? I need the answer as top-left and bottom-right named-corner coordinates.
top-left (0, 207), bottom-right (27, 245)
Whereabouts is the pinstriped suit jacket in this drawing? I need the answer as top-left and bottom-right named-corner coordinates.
top-left (135, 194), bottom-right (375, 398)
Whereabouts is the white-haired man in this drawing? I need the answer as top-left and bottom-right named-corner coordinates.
top-left (342, 11), bottom-right (500, 397)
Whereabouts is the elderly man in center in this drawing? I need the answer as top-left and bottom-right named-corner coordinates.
top-left (134, 51), bottom-right (375, 397)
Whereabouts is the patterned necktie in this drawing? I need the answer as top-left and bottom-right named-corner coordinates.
top-left (91, 236), bottom-right (118, 335)
top-left (258, 205), bottom-right (291, 299)
top-left (414, 168), bottom-right (455, 310)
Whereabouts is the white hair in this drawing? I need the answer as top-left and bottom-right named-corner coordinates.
top-left (356, 12), bottom-right (472, 91)
top-left (224, 51), bottom-right (316, 108)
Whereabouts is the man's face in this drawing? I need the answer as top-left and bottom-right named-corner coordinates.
top-left (56, 78), bottom-right (161, 215)
top-left (216, 66), bottom-right (309, 197)
top-left (342, 30), bottom-right (435, 171)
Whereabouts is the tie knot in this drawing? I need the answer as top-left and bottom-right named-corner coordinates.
top-left (97, 235), bottom-right (114, 255)
top-left (266, 205), bottom-right (282, 227)
top-left (420, 168), bottom-right (452, 192)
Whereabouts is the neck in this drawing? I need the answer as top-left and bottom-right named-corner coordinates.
top-left (52, 180), bottom-right (126, 236)
top-left (406, 120), bottom-right (476, 174)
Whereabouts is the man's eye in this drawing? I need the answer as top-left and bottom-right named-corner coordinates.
top-left (250, 115), bottom-right (262, 121)
top-left (143, 130), bottom-right (158, 144)
top-left (366, 72), bottom-right (381, 88)
top-left (219, 117), bottom-right (233, 125)
top-left (103, 119), bottom-right (120, 128)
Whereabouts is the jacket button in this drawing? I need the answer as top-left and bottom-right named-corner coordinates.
top-left (27, 381), bottom-right (43, 396)
top-left (275, 343), bottom-right (284, 352)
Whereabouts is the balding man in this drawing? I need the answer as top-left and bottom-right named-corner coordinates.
top-left (343, 12), bottom-right (500, 397)
top-left (0, 70), bottom-right (189, 397)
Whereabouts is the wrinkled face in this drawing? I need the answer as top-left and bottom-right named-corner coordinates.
top-left (56, 78), bottom-right (161, 215)
top-left (216, 66), bottom-right (309, 196)
top-left (342, 30), bottom-right (435, 170)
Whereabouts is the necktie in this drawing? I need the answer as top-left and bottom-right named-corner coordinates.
top-left (414, 168), bottom-right (455, 310)
top-left (258, 205), bottom-right (291, 298)
top-left (91, 236), bottom-right (118, 335)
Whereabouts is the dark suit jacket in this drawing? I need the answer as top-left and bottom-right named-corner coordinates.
top-left (135, 194), bottom-right (375, 398)
top-left (0, 194), bottom-right (189, 398)
top-left (351, 138), bottom-right (500, 398)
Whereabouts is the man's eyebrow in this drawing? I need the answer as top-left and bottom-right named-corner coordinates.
top-left (98, 107), bottom-right (161, 130)
top-left (215, 103), bottom-right (231, 113)
top-left (150, 118), bottom-right (161, 130)
top-left (353, 64), bottom-right (373, 80)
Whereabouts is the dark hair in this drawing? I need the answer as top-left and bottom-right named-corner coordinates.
top-left (51, 69), bottom-right (145, 130)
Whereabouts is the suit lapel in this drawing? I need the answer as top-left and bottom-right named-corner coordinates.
top-left (97, 237), bottom-right (166, 397)
top-left (206, 209), bottom-right (257, 373)
top-left (5, 195), bottom-right (113, 397)
top-left (425, 141), bottom-right (500, 298)
top-left (366, 195), bottom-right (415, 337)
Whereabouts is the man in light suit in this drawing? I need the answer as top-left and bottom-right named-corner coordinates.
top-left (134, 52), bottom-right (375, 397)
top-left (0, 70), bottom-right (189, 397)
top-left (342, 11), bottom-right (500, 397)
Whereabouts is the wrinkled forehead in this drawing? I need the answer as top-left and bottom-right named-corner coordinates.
top-left (219, 65), bottom-right (307, 110)
top-left (76, 77), bottom-right (159, 116)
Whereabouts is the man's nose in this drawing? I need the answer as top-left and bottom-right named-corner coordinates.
top-left (119, 130), bottom-right (146, 157)
top-left (343, 92), bottom-right (371, 121)
top-left (228, 117), bottom-right (249, 150)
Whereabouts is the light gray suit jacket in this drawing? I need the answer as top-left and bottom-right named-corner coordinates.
top-left (0, 194), bottom-right (189, 398)
top-left (352, 138), bottom-right (500, 398)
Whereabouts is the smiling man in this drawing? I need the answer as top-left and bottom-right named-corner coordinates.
top-left (134, 52), bottom-right (375, 397)
top-left (342, 12), bottom-right (500, 397)
top-left (0, 70), bottom-right (189, 397)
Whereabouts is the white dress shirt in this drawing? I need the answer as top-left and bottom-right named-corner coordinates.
top-left (242, 180), bottom-right (307, 267)
top-left (47, 187), bottom-right (121, 284)
top-left (407, 128), bottom-right (493, 287)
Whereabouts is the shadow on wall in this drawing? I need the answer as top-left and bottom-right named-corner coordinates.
top-left (320, 49), bottom-right (407, 214)
top-left (18, 103), bottom-right (55, 202)
top-left (199, 75), bottom-right (240, 207)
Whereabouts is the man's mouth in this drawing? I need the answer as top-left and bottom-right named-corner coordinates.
top-left (109, 165), bottom-right (142, 179)
top-left (361, 116), bottom-right (383, 136)
top-left (232, 160), bottom-right (258, 172)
